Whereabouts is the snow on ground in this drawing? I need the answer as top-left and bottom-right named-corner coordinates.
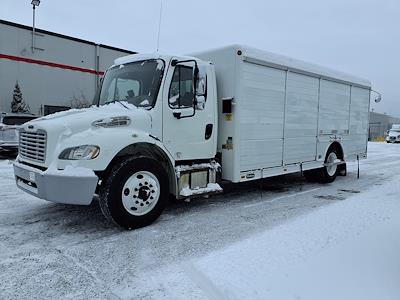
top-left (0, 142), bottom-right (399, 299)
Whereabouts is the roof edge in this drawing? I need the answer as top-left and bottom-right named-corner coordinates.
top-left (0, 19), bottom-right (136, 54)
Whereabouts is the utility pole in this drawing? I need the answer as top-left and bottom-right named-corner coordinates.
top-left (31, 0), bottom-right (41, 53)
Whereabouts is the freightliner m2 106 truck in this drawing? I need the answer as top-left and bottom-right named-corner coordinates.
top-left (14, 45), bottom-right (372, 229)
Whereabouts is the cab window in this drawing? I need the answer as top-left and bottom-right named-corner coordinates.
top-left (168, 66), bottom-right (194, 109)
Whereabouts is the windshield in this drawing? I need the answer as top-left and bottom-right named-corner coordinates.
top-left (98, 59), bottom-right (164, 108)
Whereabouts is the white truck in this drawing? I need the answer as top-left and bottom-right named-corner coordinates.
top-left (386, 124), bottom-right (400, 143)
top-left (13, 45), bottom-right (372, 229)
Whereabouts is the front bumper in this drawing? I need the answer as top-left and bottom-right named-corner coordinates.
top-left (386, 138), bottom-right (400, 143)
top-left (13, 161), bottom-right (98, 205)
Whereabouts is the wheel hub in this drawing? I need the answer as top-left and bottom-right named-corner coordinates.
top-left (121, 171), bottom-right (160, 216)
top-left (326, 152), bottom-right (338, 177)
top-left (138, 186), bottom-right (151, 201)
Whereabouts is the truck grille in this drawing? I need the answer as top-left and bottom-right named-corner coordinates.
top-left (19, 130), bottom-right (47, 163)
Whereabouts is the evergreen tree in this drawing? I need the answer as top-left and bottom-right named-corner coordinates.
top-left (11, 81), bottom-right (30, 113)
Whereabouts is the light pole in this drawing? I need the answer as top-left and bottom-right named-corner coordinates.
top-left (31, 0), bottom-right (40, 53)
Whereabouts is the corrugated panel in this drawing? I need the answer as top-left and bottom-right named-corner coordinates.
top-left (347, 86), bottom-right (370, 155)
top-left (239, 62), bottom-right (285, 170)
top-left (318, 80), bottom-right (351, 134)
top-left (350, 87), bottom-right (370, 135)
top-left (284, 72), bottom-right (319, 164)
top-left (240, 139), bottom-right (283, 170)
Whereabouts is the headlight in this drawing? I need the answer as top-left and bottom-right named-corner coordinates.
top-left (92, 116), bottom-right (131, 128)
top-left (59, 145), bottom-right (100, 160)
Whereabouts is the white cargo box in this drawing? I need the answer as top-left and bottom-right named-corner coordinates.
top-left (194, 45), bottom-right (371, 182)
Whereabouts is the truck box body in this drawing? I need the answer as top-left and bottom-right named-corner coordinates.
top-left (194, 45), bottom-right (371, 182)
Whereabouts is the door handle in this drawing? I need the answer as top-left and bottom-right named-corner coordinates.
top-left (205, 124), bottom-right (213, 140)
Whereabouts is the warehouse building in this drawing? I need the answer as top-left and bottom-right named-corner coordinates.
top-left (369, 111), bottom-right (400, 140)
top-left (0, 19), bottom-right (135, 116)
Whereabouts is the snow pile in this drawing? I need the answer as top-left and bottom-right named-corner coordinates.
top-left (44, 165), bottom-right (96, 178)
top-left (34, 101), bottom-right (138, 123)
top-left (175, 161), bottom-right (221, 178)
top-left (180, 183), bottom-right (222, 197)
top-left (188, 174), bottom-right (400, 300)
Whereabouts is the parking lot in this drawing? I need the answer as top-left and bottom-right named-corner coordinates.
top-left (1, 142), bottom-right (399, 299)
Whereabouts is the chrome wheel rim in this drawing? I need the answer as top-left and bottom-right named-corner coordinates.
top-left (121, 171), bottom-right (160, 216)
top-left (326, 152), bottom-right (338, 177)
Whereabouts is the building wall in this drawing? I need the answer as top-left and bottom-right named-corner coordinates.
top-left (0, 20), bottom-right (135, 116)
top-left (369, 111), bottom-right (400, 140)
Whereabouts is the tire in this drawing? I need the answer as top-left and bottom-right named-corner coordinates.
top-left (99, 157), bottom-right (169, 229)
top-left (319, 148), bottom-right (339, 183)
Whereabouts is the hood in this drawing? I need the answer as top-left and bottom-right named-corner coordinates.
top-left (23, 102), bottom-right (151, 135)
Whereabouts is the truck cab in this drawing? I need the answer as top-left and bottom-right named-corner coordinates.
top-left (13, 54), bottom-right (221, 229)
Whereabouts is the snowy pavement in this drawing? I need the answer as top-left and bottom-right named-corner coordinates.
top-left (0, 142), bottom-right (399, 299)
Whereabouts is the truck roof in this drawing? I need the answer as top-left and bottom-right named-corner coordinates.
top-left (112, 45), bottom-right (371, 89)
top-left (191, 45), bottom-right (371, 89)
top-left (112, 53), bottom-right (200, 67)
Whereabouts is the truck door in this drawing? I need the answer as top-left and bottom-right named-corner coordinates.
top-left (162, 59), bottom-right (216, 161)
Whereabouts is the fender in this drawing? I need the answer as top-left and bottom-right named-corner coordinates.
top-left (55, 128), bottom-right (174, 170)
top-left (105, 133), bottom-right (177, 196)
top-left (322, 141), bottom-right (344, 161)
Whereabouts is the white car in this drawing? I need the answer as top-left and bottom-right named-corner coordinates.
top-left (0, 113), bottom-right (37, 153)
top-left (386, 124), bottom-right (400, 143)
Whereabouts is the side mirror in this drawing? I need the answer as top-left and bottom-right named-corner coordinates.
top-left (196, 96), bottom-right (206, 110)
top-left (374, 95), bottom-right (382, 103)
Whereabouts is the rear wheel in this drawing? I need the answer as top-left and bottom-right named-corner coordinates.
top-left (99, 157), bottom-right (168, 229)
top-left (303, 149), bottom-right (339, 183)
top-left (319, 149), bottom-right (339, 183)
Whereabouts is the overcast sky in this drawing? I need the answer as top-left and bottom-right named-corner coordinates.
top-left (1, 0), bottom-right (399, 116)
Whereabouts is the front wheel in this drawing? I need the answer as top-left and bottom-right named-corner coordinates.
top-left (99, 157), bottom-right (169, 229)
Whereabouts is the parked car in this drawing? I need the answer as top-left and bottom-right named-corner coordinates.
top-left (386, 124), bottom-right (400, 143)
top-left (0, 112), bottom-right (37, 153)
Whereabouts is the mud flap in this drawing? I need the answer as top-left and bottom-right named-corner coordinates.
top-left (338, 163), bottom-right (347, 176)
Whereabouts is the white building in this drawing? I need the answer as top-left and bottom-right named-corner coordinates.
top-left (0, 19), bottom-right (135, 116)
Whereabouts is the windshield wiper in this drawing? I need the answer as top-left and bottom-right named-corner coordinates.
top-left (104, 99), bottom-right (129, 109)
